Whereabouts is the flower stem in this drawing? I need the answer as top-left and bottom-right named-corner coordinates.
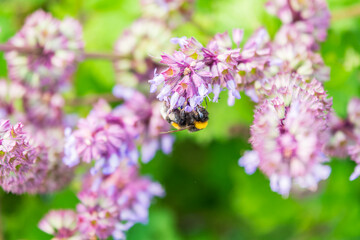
top-left (82, 52), bottom-right (125, 61)
top-left (0, 43), bottom-right (37, 54)
top-left (0, 43), bottom-right (127, 61)
top-left (66, 93), bottom-right (120, 106)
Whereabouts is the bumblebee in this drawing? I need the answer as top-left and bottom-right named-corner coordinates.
top-left (161, 103), bottom-right (209, 133)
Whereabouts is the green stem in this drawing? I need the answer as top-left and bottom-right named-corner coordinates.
top-left (66, 93), bottom-right (120, 106)
top-left (0, 43), bottom-right (126, 61)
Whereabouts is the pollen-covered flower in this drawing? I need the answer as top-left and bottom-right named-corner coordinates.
top-left (150, 51), bottom-right (212, 111)
top-left (114, 18), bottom-right (174, 87)
top-left (239, 73), bottom-right (332, 197)
top-left (5, 10), bottom-right (83, 91)
top-left (38, 210), bottom-right (81, 240)
top-left (265, 0), bottom-right (330, 44)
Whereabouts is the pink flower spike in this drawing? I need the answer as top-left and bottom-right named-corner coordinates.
top-left (242, 73), bottom-right (332, 197)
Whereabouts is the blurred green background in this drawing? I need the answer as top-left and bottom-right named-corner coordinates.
top-left (0, 0), bottom-right (360, 239)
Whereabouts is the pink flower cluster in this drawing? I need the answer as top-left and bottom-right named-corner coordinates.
top-left (268, 0), bottom-right (330, 83)
top-left (265, 0), bottom-right (330, 46)
top-left (63, 99), bottom-right (137, 170)
top-left (149, 28), bottom-right (273, 111)
top-left (5, 10), bottom-right (84, 92)
top-left (113, 85), bottom-right (174, 163)
top-left (0, 120), bottom-right (44, 194)
top-left (39, 164), bottom-right (164, 239)
top-left (325, 98), bottom-right (360, 181)
top-left (235, 0), bottom-right (332, 196)
top-left (64, 88), bottom-right (174, 172)
top-left (114, 18), bottom-right (174, 87)
top-left (239, 73), bottom-right (332, 196)
top-left (141, 0), bottom-right (194, 28)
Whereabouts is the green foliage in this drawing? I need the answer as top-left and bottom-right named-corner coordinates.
top-left (0, 0), bottom-right (359, 239)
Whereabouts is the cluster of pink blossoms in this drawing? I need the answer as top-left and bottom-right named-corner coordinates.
top-left (113, 18), bottom-right (175, 87)
top-left (149, 27), bottom-right (273, 110)
top-left (239, 0), bottom-right (332, 196)
top-left (63, 99), bottom-right (138, 169)
top-left (5, 10), bottom-right (83, 91)
top-left (266, 0), bottom-right (330, 46)
top-left (63, 93), bottom-right (173, 172)
top-left (325, 98), bottom-right (360, 181)
top-left (113, 0), bottom-right (194, 89)
top-left (268, 0), bottom-right (330, 83)
top-left (39, 163), bottom-right (164, 239)
top-left (0, 120), bottom-right (45, 194)
top-left (141, 0), bottom-right (194, 28)
top-left (239, 73), bottom-right (332, 196)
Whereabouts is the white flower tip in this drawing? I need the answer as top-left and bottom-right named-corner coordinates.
top-left (170, 37), bottom-right (188, 48)
top-left (238, 151), bottom-right (259, 175)
top-left (350, 165), bottom-right (360, 181)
